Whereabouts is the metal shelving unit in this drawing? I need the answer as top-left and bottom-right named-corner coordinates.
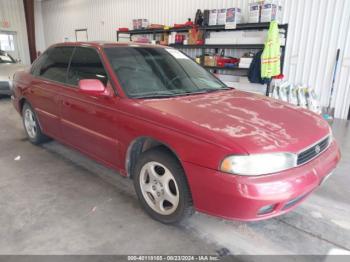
top-left (116, 23), bottom-right (289, 40)
top-left (116, 22), bottom-right (289, 96)
top-left (168, 44), bottom-right (267, 49)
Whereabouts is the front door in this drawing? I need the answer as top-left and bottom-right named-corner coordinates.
top-left (60, 46), bottom-right (120, 168)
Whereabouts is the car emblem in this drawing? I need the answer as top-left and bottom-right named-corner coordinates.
top-left (315, 145), bottom-right (321, 154)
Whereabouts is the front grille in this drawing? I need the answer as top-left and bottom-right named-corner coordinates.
top-left (0, 81), bottom-right (10, 91)
top-left (297, 136), bottom-right (330, 165)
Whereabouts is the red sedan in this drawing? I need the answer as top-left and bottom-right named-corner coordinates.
top-left (12, 42), bottom-right (340, 224)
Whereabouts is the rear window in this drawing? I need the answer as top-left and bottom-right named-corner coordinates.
top-left (32, 46), bottom-right (74, 83)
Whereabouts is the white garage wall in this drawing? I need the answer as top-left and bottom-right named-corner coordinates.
top-left (36, 0), bottom-right (350, 119)
top-left (0, 0), bottom-right (30, 64)
top-left (283, 0), bottom-right (350, 120)
top-left (34, 0), bottom-right (46, 53)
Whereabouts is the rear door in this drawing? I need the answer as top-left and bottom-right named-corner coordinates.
top-left (29, 46), bottom-right (74, 139)
top-left (61, 46), bottom-right (120, 168)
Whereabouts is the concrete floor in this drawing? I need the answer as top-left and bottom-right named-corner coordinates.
top-left (0, 97), bottom-right (350, 255)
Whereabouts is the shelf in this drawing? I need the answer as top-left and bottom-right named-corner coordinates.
top-left (169, 44), bottom-right (265, 49)
top-left (115, 22), bottom-right (288, 97)
top-left (124, 28), bottom-right (168, 35)
top-left (204, 66), bottom-right (249, 71)
top-left (117, 23), bottom-right (288, 35)
top-left (199, 23), bottom-right (288, 32)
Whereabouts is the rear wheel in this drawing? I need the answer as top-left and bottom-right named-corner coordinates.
top-left (133, 147), bottom-right (193, 224)
top-left (22, 103), bottom-right (50, 144)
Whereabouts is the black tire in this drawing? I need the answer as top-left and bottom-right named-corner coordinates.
top-left (22, 103), bottom-right (50, 144)
top-left (133, 147), bottom-right (193, 224)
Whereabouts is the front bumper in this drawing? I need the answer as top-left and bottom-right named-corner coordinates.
top-left (184, 141), bottom-right (341, 221)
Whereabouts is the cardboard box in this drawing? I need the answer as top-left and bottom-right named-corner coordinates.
top-left (248, 2), bottom-right (262, 23)
top-left (239, 63), bottom-right (252, 69)
top-left (225, 7), bottom-right (242, 28)
top-left (169, 32), bottom-right (176, 45)
top-left (236, 31), bottom-right (265, 44)
top-left (206, 31), bottom-right (242, 44)
top-left (141, 19), bottom-right (149, 29)
top-left (260, 2), bottom-right (282, 23)
top-left (207, 31), bottom-right (243, 39)
top-left (217, 9), bottom-right (227, 25)
top-left (132, 19), bottom-right (149, 29)
top-left (240, 57), bottom-right (253, 64)
top-left (137, 19), bottom-right (143, 29)
top-left (159, 33), bottom-right (169, 46)
top-left (236, 37), bottom-right (265, 44)
top-left (248, 1), bottom-right (282, 23)
top-left (204, 55), bottom-right (217, 67)
top-left (188, 28), bottom-right (203, 45)
top-left (132, 19), bottom-right (138, 29)
top-left (209, 9), bottom-right (218, 26)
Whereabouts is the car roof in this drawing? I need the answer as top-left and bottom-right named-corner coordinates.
top-left (52, 41), bottom-right (168, 49)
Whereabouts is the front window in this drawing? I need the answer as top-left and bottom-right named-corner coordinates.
top-left (0, 50), bottom-right (16, 64)
top-left (104, 47), bottom-right (229, 98)
top-left (67, 47), bottom-right (108, 86)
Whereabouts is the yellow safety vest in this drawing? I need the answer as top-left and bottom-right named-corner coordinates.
top-left (261, 21), bottom-right (281, 78)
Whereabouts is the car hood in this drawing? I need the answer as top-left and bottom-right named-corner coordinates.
top-left (138, 89), bottom-right (330, 154)
top-left (0, 63), bottom-right (29, 79)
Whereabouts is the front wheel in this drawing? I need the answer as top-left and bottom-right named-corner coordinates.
top-left (133, 147), bottom-right (193, 224)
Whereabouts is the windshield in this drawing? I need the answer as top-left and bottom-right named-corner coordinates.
top-left (104, 47), bottom-right (229, 98)
top-left (0, 50), bottom-right (16, 64)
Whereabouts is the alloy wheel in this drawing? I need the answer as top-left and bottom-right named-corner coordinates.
top-left (139, 161), bottom-right (180, 215)
top-left (24, 109), bottom-right (37, 139)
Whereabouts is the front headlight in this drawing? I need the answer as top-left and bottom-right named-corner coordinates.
top-left (220, 153), bottom-right (297, 176)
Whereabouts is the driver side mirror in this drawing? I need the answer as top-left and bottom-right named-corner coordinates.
top-left (78, 79), bottom-right (111, 97)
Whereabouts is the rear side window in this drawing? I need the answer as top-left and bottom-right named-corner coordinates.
top-left (67, 47), bottom-right (108, 86)
top-left (31, 52), bottom-right (49, 76)
top-left (33, 47), bottom-right (74, 83)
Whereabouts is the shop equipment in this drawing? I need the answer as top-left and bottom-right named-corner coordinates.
top-left (116, 22), bottom-right (288, 97)
top-left (324, 48), bottom-right (340, 120)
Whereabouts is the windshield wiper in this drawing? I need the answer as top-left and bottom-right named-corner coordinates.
top-left (133, 93), bottom-right (176, 99)
top-left (202, 88), bottom-right (232, 93)
top-left (133, 87), bottom-right (232, 99)
top-left (175, 88), bottom-right (231, 96)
